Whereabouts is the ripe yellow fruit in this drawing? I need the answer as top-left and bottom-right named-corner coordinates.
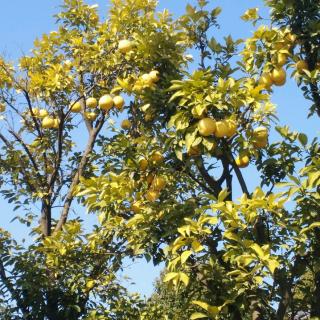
top-left (152, 176), bottom-right (166, 191)
top-left (0, 103), bottom-right (5, 112)
top-left (99, 95), bottom-right (114, 111)
top-left (253, 126), bottom-right (268, 140)
top-left (118, 39), bottom-right (133, 53)
top-left (113, 96), bottom-right (125, 110)
top-left (52, 118), bottom-right (60, 129)
top-left (139, 158), bottom-right (148, 171)
top-left (150, 151), bottom-right (164, 164)
top-left (38, 109), bottom-right (49, 118)
top-left (146, 190), bottom-right (160, 202)
top-left (141, 73), bottom-right (154, 86)
top-left (131, 201), bottom-right (142, 213)
top-left (252, 127), bottom-right (268, 148)
top-left (296, 60), bottom-right (308, 73)
top-left (86, 97), bottom-right (98, 109)
top-left (277, 53), bottom-right (287, 66)
top-left (198, 118), bottom-right (216, 136)
top-left (118, 40), bottom-right (133, 53)
top-left (121, 119), bottom-right (132, 130)
top-left (70, 101), bottom-right (82, 113)
top-left (84, 112), bottom-right (98, 121)
top-left (215, 121), bottom-right (229, 138)
top-left (225, 119), bottom-right (237, 138)
top-left (235, 154), bottom-right (250, 168)
top-left (253, 138), bottom-right (268, 148)
top-left (271, 68), bottom-right (286, 86)
top-left (149, 70), bottom-right (160, 82)
top-left (42, 116), bottom-right (55, 129)
top-left (259, 73), bottom-right (273, 89)
top-left (146, 174), bottom-right (154, 185)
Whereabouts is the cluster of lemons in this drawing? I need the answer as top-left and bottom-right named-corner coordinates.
top-left (235, 127), bottom-right (268, 168)
top-left (130, 151), bottom-right (166, 210)
top-left (36, 39), bottom-right (138, 130)
top-left (196, 117), bottom-right (268, 169)
top-left (198, 118), bottom-right (237, 139)
top-left (259, 33), bottom-right (311, 89)
top-left (38, 94), bottom-right (125, 129)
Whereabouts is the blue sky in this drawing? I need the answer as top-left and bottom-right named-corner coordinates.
top-left (0, 0), bottom-right (318, 297)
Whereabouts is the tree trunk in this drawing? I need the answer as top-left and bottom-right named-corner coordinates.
top-left (40, 200), bottom-right (52, 237)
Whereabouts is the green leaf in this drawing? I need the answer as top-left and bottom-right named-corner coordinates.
top-left (181, 250), bottom-right (192, 264)
top-left (298, 133), bottom-right (308, 146)
top-left (191, 240), bottom-right (204, 253)
top-left (267, 259), bottom-right (279, 274)
top-left (241, 8), bottom-right (259, 21)
top-left (179, 272), bottom-right (189, 286)
top-left (190, 312), bottom-right (208, 319)
top-left (163, 272), bottom-right (178, 283)
top-left (250, 243), bottom-right (266, 260)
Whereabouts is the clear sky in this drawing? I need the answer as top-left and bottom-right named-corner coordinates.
top-left (0, 0), bottom-right (318, 297)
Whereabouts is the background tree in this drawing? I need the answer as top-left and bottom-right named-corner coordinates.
top-left (0, 0), bottom-right (188, 318)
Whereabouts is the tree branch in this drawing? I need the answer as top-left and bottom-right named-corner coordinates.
top-left (54, 115), bottom-right (105, 233)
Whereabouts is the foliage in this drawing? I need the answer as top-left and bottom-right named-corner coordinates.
top-left (0, 0), bottom-right (319, 319)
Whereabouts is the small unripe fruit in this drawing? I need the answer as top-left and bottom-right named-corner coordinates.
top-left (84, 112), bottom-right (98, 121)
top-left (259, 73), bottom-right (273, 89)
top-left (225, 119), bottom-right (237, 137)
top-left (253, 138), bottom-right (268, 148)
top-left (38, 109), bottom-right (49, 118)
top-left (271, 68), bottom-right (286, 86)
top-left (42, 116), bottom-right (55, 129)
top-left (253, 127), bottom-right (268, 140)
top-left (149, 70), bottom-right (160, 82)
top-left (150, 151), bottom-right (164, 164)
top-left (296, 60), bottom-right (308, 73)
top-left (113, 96), bottom-right (125, 110)
top-left (70, 101), bottom-right (82, 113)
top-left (152, 176), bottom-right (166, 191)
top-left (277, 53), bottom-right (287, 66)
top-left (141, 73), bottom-right (154, 86)
top-left (99, 95), bottom-right (114, 111)
top-left (235, 154), bottom-right (250, 168)
top-left (86, 97), bottom-right (98, 109)
top-left (198, 118), bottom-right (216, 136)
top-left (118, 39), bottom-right (133, 53)
top-left (146, 174), bottom-right (154, 185)
top-left (215, 121), bottom-right (229, 138)
top-left (52, 118), bottom-right (60, 129)
top-left (139, 158), bottom-right (148, 171)
top-left (146, 190), bottom-right (160, 202)
top-left (121, 119), bottom-right (132, 130)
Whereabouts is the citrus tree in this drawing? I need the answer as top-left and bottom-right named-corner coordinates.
top-left (0, 0), bottom-right (319, 319)
top-left (78, 0), bottom-right (320, 319)
top-left (0, 0), bottom-right (188, 318)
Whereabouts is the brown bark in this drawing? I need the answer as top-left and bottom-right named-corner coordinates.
top-left (54, 117), bottom-right (105, 233)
